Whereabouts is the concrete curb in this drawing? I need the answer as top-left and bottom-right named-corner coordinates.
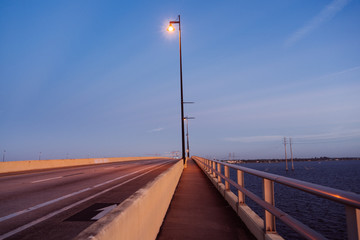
top-left (74, 159), bottom-right (183, 240)
top-left (0, 157), bottom-right (168, 174)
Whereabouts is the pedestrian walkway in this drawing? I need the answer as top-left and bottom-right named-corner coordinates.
top-left (157, 159), bottom-right (255, 240)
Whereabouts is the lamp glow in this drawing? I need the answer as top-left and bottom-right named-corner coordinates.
top-left (167, 24), bottom-right (175, 32)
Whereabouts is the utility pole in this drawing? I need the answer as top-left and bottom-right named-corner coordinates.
top-left (2, 150), bottom-right (5, 162)
top-left (284, 137), bottom-right (288, 171)
top-left (290, 137), bottom-right (294, 171)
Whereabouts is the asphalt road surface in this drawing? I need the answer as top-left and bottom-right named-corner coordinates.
top-left (0, 158), bottom-right (177, 240)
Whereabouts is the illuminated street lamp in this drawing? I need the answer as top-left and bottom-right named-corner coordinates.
top-left (167, 24), bottom-right (175, 32)
top-left (167, 15), bottom-right (186, 164)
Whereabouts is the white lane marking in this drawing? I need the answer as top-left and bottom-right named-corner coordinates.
top-left (0, 161), bottom-right (171, 223)
top-left (31, 172), bottom-right (84, 184)
top-left (0, 161), bottom-right (170, 240)
top-left (0, 163), bottom-right (157, 223)
top-left (91, 204), bottom-right (118, 220)
top-left (0, 188), bottom-right (91, 223)
top-left (31, 176), bottom-right (62, 183)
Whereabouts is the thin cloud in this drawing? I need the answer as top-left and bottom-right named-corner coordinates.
top-left (195, 64), bottom-right (360, 121)
top-left (285, 0), bottom-right (350, 47)
top-left (327, 65), bottom-right (360, 77)
top-left (224, 129), bottom-right (360, 143)
top-left (196, 83), bottom-right (358, 120)
top-left (148, 127), bottom-right (164, 133)
top-left (295, 130), bottom-right (360, 143)
top-left (224, 135), bottom-right (284, 143)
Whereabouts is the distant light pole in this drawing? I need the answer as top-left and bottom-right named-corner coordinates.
top-left (284, 137), bottom-right (288, 171)
top-left (290, 137), bottom-right (294, 171)
top-left (184, 116), bottom-right (195, 159)
top-left (2, 150), bottom-right (5, 162)
top-left (39, 152), bottom-right (42, 160)
top-left (167, 15), bottom-right (186, 164)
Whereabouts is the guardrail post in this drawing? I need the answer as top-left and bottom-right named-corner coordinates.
top-left (212, 161), bottom-right (215, 177)
top-left (237, 170), bottom-right (245, 204)
top-left (217, 162), bottom-right (221, 183)
top-left (224, 165), bottom-right (230, 191)
top-left (263, 179), bottom-right (276, 232)
top-left (345, 206), bottom-right (360, 240)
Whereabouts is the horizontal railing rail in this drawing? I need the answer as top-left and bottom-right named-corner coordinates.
top-left (193, 156), bottom-right (360, 240)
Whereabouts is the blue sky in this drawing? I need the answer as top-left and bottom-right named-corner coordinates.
top-left (1, 0), bottom-right (359, 161)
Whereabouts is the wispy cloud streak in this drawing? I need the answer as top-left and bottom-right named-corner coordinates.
top-left (148, 127), bottom-right (164, 133)
top-left (295, 130), bottom-right (360, 143)
top-left (224, 129), bottom-right (360, 143)
top-left (224, 135), bottom-right (284, 143)
top-left (285, 0), bottom-right (350, 47)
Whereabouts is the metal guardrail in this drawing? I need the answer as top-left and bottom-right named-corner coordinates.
top-left (192, 156), bottom-right (360, 240)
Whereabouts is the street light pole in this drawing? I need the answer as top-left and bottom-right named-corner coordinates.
top-left (184, 116), bottom-right (195, 159)
top-left (168, 15), bottom-right (186, 164)
top-left (185, 118), bottom-right (189, 159)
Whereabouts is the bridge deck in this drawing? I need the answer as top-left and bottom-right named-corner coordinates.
top-left (157, 159), bottom-right (255, 240)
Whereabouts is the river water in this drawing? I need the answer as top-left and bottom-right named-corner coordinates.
top-left (228, 159), bottom-right (360, 239)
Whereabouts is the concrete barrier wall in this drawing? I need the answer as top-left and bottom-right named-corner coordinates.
top-left (192, 156), bottom-right (284, 240)
top-left (74, 159), bottom-right (183, 240)
top-left (0, 157), bottom-right (169, 174)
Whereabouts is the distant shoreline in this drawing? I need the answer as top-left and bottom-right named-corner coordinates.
top-left (223, 157), bottom-right (360, 164)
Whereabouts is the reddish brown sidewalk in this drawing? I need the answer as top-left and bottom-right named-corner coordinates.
top-left (157, 159), bottom-right (255, 240)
